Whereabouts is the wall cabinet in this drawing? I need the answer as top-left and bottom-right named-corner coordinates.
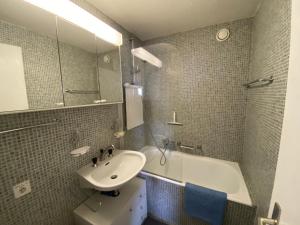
top-left (0, 0), bottom-right (123, 114)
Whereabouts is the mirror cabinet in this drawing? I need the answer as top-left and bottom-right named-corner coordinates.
top-left (0, 0), bottom-right (123, 114)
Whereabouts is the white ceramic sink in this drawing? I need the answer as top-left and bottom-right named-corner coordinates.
top-left (77, 150), bottom-right (146, 191)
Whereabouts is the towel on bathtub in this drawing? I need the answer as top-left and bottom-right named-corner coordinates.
top-left (184, 183), bottom-right (227, 225)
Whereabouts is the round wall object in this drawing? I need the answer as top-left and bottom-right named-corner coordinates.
top-left (216, 28), bottom-right (230, 41)
top-left (103, 55), bottom-right (111, 63)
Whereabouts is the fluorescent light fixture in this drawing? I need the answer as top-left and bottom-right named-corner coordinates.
top-left (131, 47), bottom-right (162, 68)
top-left (24, 0), bottom-right (123, 46)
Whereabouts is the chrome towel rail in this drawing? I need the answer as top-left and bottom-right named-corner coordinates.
top-left (0, 119), bottom-right (61, 135)
top-left (243, 76), bottom-right (274, 88)
top-left (65, 89), bottom-right (99, 94)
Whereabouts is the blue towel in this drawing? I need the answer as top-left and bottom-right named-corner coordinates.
top-left (184, 183), bottom-right (227, 225)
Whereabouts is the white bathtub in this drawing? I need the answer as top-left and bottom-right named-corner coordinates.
top-left (140, 146), bottom-right (252, 206)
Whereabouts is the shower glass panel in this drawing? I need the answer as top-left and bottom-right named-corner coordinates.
top-left (138, 43), bottom-right (184, 183)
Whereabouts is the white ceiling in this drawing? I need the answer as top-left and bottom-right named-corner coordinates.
top-left (86, 0), bottom-right (262, 41)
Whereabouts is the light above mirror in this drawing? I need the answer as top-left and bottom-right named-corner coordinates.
top-left (131, 47), bottom-right (162, 68)
top-left (24, 0), bottom-right (123, 46)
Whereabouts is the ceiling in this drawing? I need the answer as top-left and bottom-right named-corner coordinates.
top-left (86, 0), bottom-right (262, 41)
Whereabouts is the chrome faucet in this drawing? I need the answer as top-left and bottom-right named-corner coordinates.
top-left (99, 144), bottom-right (115, 161)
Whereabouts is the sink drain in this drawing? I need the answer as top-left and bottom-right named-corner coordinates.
top-left (111, 175), bottom-right (118, 179)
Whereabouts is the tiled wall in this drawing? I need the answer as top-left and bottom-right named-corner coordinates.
top-left (143, 175), bottom-right (256, 225)
top-left (0, 0), bottom-right (138, 224)
top-left (241, 0), bottom-right (291, 217)
top-left (0, 106), bottom-right (119, 225)
top-left (125, 19), bottom-right (252, 162)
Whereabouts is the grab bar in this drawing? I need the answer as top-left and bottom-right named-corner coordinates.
top-left (177, 142), bottom-right (203, 154)
top-left (178, 144), bottom-right (194, 151)
top-left (65, 89), bottom-right (99, 94)
top-left (0, 119), bottom-right (61, 135)
top-left (243, 76), bottom-right (274, 88)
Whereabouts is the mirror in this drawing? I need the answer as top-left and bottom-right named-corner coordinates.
top-left (57, 18), bottom-right (100, 107)
top-left (57, 18), bottom-right (123, 107)
top-left (0, 0), bottom-right (63, 112)
top-left (0, 0), bottom-right (123, 114)
top-left (96, 37), bottom-right (123, 103)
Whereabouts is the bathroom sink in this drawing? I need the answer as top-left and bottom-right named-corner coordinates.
top-left (77, 150), bottom-right (146, 191)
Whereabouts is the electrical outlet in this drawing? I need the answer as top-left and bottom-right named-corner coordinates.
top-left (13, 180), bottom-right (31, 199)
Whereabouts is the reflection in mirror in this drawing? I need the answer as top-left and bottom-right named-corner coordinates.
top-left (96, 37), bottom-right (123, 103)
top-left (57, 18), bottom-right (101, 107)
top-left (0, 0), bottom-right (63, 113)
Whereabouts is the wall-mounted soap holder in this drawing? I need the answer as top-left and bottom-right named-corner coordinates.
top-left (70, 146), bottom-right (90, 157)
top-left (114, 131), bottom-right (126, 139)
top-left (167, 111), bottom-right (183, 126)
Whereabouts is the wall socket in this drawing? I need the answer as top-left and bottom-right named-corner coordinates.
top-left (13, 180), bottom-right (31, 199)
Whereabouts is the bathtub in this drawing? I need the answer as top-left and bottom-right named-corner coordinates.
top-left (140, 146), bottom-right (252, 206)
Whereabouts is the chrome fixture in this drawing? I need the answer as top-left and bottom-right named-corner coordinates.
top-left (258, 202), bottom-right (280, 225)
top-left (0, 119), bottom-right (60, 135)
top-left (177, 142), bottom-right (204, 155)
top-left (64, 89), bottom-right (99, 94)
top-left (99, 145), bottom-right (115, 161)
top-left (167, 111), bottom-right (183, 126)
top-left (105, 144), bottom-right (115, 152)
top-left (258, 218), bottom-right (278, 225)
top-left (243, 76), bottom-right (274, 88)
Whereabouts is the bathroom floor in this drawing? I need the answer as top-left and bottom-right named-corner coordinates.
top-left (143, 217), bottom-right (167, 225)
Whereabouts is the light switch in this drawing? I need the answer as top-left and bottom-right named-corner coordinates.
top-left (13, 180), bottom-right (31, 199)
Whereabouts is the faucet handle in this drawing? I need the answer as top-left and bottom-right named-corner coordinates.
top-left (105, 144), bottom-right (115, 151)
top-left (92, 157), bottom-right (98, 167)
top-left (108, 148), bottom-right (113, 157)
top-left (99, 149), bottom-right (105, 161)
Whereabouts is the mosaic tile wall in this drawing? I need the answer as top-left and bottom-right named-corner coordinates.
top-left (0, 105), bottom-right (119, 225)
top-left (143, 175), bottom-right (257, 225)
top-left (0, 0), bottom-right (138, 224)
top-left (240, 0), bottom-right (291, 217)
top-left (125, 19), bottom-right (253, 162)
